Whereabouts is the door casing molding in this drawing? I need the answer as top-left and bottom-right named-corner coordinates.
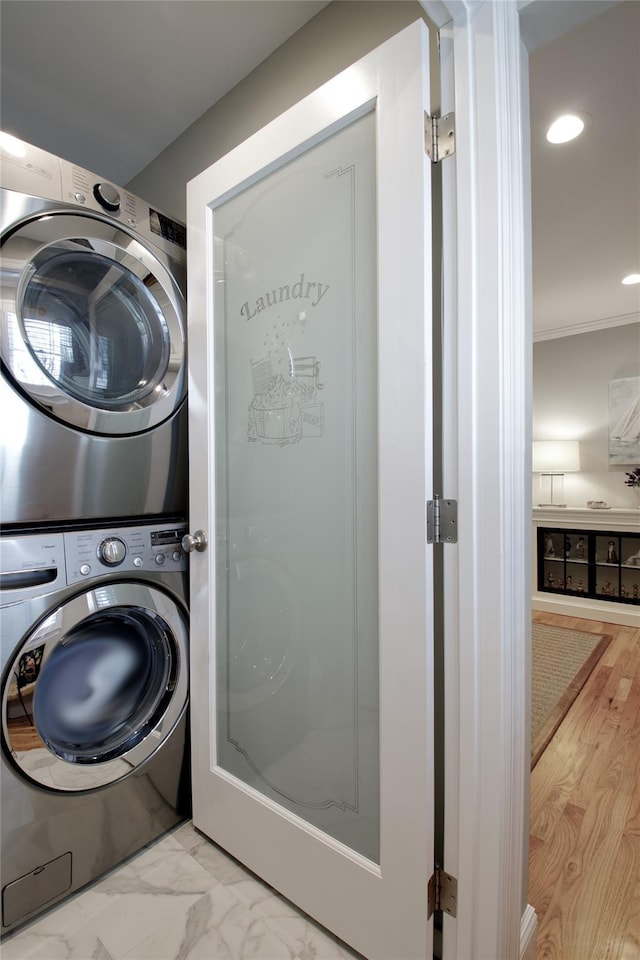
top-left (420, 2), bottom-right (533, 957)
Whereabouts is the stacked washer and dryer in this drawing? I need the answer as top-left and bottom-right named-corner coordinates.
top-left (0, 135), bottom-right (191, 934)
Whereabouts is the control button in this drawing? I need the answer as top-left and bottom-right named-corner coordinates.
top-left (98, 537), bottom-right (126, 566)
top-left (133, 556), bottom-right (143, 567)
top-left (74, 192), bottom-right (86, 204)
top-left (93, 182), bottom-right (121, 212)
top-left (127, 217), bottom-right (137, 228)
top-left (154, 553), bottom-right (166, 565)
top-left (80, 563), bottom-right (91, 576)
top-left (172, 550), bottom-right (182, 562)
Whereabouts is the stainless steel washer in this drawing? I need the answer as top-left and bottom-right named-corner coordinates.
top-left (0, 519), bottom-right (190, 936)
top-left (0, 134), bottom-right (188, 524)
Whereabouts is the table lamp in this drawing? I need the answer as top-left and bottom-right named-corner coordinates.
top-left (533, 440), bottom-right (580, 507)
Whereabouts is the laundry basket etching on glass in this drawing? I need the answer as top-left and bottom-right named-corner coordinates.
top-left (248, 356), bottom-right (324, 445)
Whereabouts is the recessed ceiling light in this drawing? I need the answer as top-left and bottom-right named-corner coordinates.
top-left (546, 114), bottom-right (587, 144)
top-left (0, 132), bottom-right (27, 157)
top-left (622, 273), bottom-right (640, 285)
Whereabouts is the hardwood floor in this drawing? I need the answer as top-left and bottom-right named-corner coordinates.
top-left (529, 610), bottom-right (640, 960)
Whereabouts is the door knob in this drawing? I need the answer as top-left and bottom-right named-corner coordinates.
top-left (181, 530), bottom-right (208, 553)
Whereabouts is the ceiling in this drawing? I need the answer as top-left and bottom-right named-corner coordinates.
top-left (1, 0), bottom-right (639, 339)
top-left (0, 1), bottom-right (330, 184)
top-left (528, 0), bottom-right (640, 339)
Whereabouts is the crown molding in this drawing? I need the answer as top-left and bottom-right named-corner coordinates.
top-left (533, 311), bottom-right (640, 342)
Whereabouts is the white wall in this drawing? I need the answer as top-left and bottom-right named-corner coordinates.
top-left (128, 1), bottom-right (425, 221)
top-left (533, 321), bottom-right (640, 508)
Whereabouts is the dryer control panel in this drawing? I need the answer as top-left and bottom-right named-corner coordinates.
top-left (64, 522), bottom-right (188, 583)
top-left (59, 159), bottom-right (186, 262)
top-left (0, 133), bottom-right (185, 264)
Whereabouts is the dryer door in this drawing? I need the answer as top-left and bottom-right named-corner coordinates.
top-left (2, 583), bottom-right (188, 791)
top-left (0, 212), bottom-right (185, 435)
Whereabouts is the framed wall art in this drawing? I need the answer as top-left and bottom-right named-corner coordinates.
top-left (609, 376), bottom-right (640, 464)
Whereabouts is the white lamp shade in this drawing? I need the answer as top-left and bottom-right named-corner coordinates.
top-left (532, 440), bottom-right (580, 473)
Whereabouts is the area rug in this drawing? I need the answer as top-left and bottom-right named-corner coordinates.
top-left (531, 623), bottom-right (611, 768)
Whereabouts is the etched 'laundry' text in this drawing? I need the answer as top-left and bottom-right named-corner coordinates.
top-left (240, 273), bottom-right (330, 321)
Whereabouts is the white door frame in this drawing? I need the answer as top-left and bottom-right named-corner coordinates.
top-left (420, 2), bottom-right (534, 958)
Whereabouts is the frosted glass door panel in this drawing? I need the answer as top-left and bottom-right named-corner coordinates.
top-left (213, 112), bottom-right (379, 862)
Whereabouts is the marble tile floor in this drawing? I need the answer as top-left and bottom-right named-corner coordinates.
top-left (2, 821), bottom-right (364, 960)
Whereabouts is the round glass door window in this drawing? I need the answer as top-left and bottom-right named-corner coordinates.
top-left (33, 607), bottom-right (175, 763)
top-left (22, 251), bottom-right (170, 409)
top-left (2, 583), bottom-right (189, 791)
top-left (1, 214), bottom-right (186, 434)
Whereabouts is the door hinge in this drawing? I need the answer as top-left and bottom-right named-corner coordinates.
top-left (424, 111), bottom-right (455, 163)
top-left (427, 496), bottom-right (458, 544)
top-left (428, 866), bottom-right (458, 919)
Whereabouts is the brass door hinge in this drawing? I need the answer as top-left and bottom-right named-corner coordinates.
top-left (428, 866), bottom-right (458, 919)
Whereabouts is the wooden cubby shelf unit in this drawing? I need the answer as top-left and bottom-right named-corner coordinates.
top-left (532, 508), bottom-right (640, 627)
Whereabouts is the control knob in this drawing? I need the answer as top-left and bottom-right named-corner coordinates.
top-left (93, 182), bottom-right (121, 212)
top-left (98, 537), bottom-right (126, 566)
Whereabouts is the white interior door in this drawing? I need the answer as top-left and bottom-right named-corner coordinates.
top-left (186, 21), bottom-right (434, 960)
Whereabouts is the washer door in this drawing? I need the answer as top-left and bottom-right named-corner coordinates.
top-left (2, 583), bottom-right (188, 791)
top-left (0, 212), bottom-right (185, 435)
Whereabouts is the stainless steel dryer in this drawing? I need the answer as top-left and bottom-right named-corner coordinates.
top-left (0, 519), bottom-right (190, 936)
top-left (0, 133), bottom-right (188, 525)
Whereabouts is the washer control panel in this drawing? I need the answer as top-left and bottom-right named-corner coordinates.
top-left (64, 522), bottom-right (187, 583)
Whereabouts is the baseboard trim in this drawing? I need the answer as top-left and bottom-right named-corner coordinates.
top-left (532, 595), bottom-right (639, 627)
top-left (520, 904), bottom-right (537, 960)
